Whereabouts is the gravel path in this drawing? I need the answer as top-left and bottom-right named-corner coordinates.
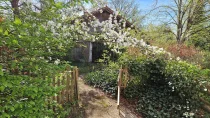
top-left (78, 78), bottom-right (120, 118)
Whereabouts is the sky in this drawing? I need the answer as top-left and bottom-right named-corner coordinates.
top-left (137, 0), bottom-right (171, 11)
top-left (136, 0), bottom-right (174, 25)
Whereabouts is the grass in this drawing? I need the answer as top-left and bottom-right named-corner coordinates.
top-left (71, 62), bottom-right (105, 74)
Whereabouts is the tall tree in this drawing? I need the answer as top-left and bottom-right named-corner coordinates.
top-left (190, 0), bottom-right (210, 50)
top-left (109, 0), bottom-right (143, 28)
top-left (159, 0), bottom-right (210, 44)
top-left (10, 0), bottom-right (20, 16)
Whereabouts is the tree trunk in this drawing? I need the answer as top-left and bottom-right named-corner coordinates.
top-left (10, 0), bottom-right (20, 16)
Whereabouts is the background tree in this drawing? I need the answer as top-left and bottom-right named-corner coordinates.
top-left (109, 0), bottom-right (143, 28)
top-left (189, 0), bottom-right (210, 51)
top-left (159, 0), bottom-right (210, 44)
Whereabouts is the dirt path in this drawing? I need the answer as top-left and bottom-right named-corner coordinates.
top-left (78, 78), bottom-right (120, 118)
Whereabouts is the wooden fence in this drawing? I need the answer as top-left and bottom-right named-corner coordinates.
top-left (52, 67), bottom-right (79, 106)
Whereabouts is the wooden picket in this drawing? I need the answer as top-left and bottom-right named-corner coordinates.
top-left (52, 67), bottom-right (79, 110)
top-left (117, 67), bottom-right (136, 118)
top-left (117, 68), bottom-right (129, 107)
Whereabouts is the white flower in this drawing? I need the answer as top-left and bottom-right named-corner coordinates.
top-left (189, 112), bottom-right (194, 116)
top-left (159, 48), bottom-right (163, 51)
top-left (99, 9), bottom-right (103, 13)
top-left (61, 15), bottom-right (66, 20)
top-left (183, 112), bottom-right (189, 117)
top-left (54, 59), bottom-right (60, 65)
top-left (204, 88), bottom-right (208, 91)
top-left (47, 21), bottom-right (54, 26)
top-left (176, 57), bottom-right (180, 61)
top-left (172, 86), bottom-right (174, 91)
top-left (57, 23), bottom-right (61, 28)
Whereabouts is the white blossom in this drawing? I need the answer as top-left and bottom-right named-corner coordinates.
top-left (99, 9), bottom-right (103, 13)
top-left (176, 57), bottom-right (181, 61)
top-left (54, 59), bottom-right (60, 65)
top-left (204, 88), bottom-right (208, 91)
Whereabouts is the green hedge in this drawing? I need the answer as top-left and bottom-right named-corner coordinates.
top-left (121, 55), bottom-right (210, 117)
top-left (0, 63), bottom-right (73, 118)
top-left (85, 67), bottom-right (118, 96)
top-left (85, 53), bottom-right (210, 117)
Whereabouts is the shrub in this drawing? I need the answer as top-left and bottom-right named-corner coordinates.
top-left (120, 54), bottom-right (209, 117)
top-left (85, 64), bottom-right (119, 96)
top-left (0, 63), bottom-right (73, 118)
top-left (167, 44), bottom-right (200, 62)
top-left (201, 52), bottom-right (210, 69)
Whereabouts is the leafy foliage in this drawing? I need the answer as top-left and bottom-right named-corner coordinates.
top-left (0, 0), bottom-right (91, 117)
top-left (120, 53), bottom-right (210, 117)
top-left (85, 64), bottom-right (119, 96)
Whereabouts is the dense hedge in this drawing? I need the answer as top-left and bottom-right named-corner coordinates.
top-left (85, 53), bottom-right (210, 117)
top-left (121, 54), bottom-right (210, 117)
top-left (0, 64), bottom-right (72, 118)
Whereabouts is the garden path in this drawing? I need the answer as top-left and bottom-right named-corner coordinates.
top-left (77, 77), bottom-right (120, 118)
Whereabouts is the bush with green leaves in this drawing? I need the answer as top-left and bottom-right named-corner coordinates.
top-left (0, 0), bottom-right (92, 117)
top-left (85, 64), bottom-right (119, 96)
top-left (120, 53), bottom-right (210, 117)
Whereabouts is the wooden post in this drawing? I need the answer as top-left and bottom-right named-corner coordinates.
top-left (61, 75), bottom-right (65, 104)
top-left (117, 69), bottom-right (123, 108)
top-left (53, 77), bottom-right (56, 112)
top-left (70, 71), bottom-right (74, 103)
top-left (57, 78), bottom-right (60, 104)
top-left (124, 68), bottom-right (128, 88)
top-left (75, 67), bottom-right (79, 101)
top-left (66, 71), bottom-right (71, 102)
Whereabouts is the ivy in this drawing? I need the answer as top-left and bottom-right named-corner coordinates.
top-left (121, 55), bottom-right (210, 117)
top-left (85, 66), bottom-right (118, 96)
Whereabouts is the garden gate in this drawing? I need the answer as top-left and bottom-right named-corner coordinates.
top-left (117, 68), bottom-right (138, 118)
top-left (52, 67), bottom-right (79, 110)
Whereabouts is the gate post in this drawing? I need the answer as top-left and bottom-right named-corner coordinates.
top-left (117, 68), bottom-right (123, 108)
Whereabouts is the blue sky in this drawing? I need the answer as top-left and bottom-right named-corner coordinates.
top-left (137, 0), bottom-right (172, 12)
top-left (136, 0), bottom-right (174, 25)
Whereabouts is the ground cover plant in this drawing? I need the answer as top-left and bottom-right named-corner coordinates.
top-left (85, 47), bottom-right (210, 117)
top-left (120, 51), bottom-right (210, 117)
top-left (84, 63), bottom-right (119, 96)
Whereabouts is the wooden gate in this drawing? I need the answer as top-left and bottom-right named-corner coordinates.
top-left (117, 68), bottom-right (138, 118)
top-left (52, 67), bottom-right (79, 106)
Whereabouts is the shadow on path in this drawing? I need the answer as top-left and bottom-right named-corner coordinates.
top-left (77, 78), bottom-right (120, 118)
